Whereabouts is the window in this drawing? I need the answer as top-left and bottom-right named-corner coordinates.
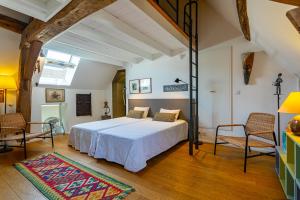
top-left (38, 50), bottom-right (80, 86)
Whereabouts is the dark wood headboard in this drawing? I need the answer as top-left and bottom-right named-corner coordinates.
top-left (128, 99), bottom-right (190, 121)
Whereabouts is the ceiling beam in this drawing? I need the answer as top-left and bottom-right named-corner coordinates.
top-left (236, 0), bottom-right (251, 41)
top-left (271, 0), bottom-right (300, 7)
top-left (90, 11), bottom-right (173, 56)
top-left (45, 41), bottom-right (127, 66)
top-left (20, 0), bottom-right (116, 48)
top-left (55, 32), bottom-right (142, 63)
top-left (69, 24), bottom-right (155, 60)
top-left (0, 13), bottom-right (27, 34)
top-left (287, 7), bottom-right (300, 33)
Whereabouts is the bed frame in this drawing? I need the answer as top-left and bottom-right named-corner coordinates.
top-left (128, 99), bottom-right (190, 121)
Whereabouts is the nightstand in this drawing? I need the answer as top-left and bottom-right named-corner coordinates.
top-left (101, 115), bottom-right (111, 120)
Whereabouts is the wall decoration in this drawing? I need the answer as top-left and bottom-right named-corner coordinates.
top-left (45, 88), bottom-right (65, 103)
top-left (164, 84), bottom-right (188, 92)
top-left (242, 52), bottom-right (255, 85)
top-left (0, 90), bottom-right (4, 103)
top-left (76, 94), bottom-right (92, 116)
top-left (129, 79), bottom-right (140, 94)
top-left (140, 78), bottom-right (152, 94)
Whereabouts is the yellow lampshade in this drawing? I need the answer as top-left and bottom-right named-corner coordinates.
top-left (279, 92), bottom-right (300, 114)
top-left (0, 75), bottom-right (17, 89)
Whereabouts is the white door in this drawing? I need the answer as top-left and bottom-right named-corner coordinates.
top-left (198, 46), bottom-right (232, 130)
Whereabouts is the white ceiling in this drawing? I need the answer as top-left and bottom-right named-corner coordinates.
top-left (206, 0), bottom-right (300, 75)
top-left (44, 0), bottom-right (187, 67)
top-left (0, 0), bottom-right (71, 21)
top-left (0, 5), bottom-right (30, 23)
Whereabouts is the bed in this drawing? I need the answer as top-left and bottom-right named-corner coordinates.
top-left (68, 117), bottom-right (150, 153)
top-left (92, 118), bottom-right (188, 172)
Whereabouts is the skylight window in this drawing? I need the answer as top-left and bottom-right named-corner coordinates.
top-left (38, 50), bottom-right (80, 86)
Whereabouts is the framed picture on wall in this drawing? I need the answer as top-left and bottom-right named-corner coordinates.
top-left (129, 79), bottom-right (140, 94)
top-left (45, 88), bottom-right (65, 103)
top-left (140, 78), bottom-right (152, 94)
top-left (0, 90), bottom-right (4, 103)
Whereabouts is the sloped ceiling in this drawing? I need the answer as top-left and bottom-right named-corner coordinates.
top-left (69, 59), bottom-right (120, 90)
top-left (199, 0), bottom-right (242, 50)
top-left (206, 0), bottom-right (300, 75)
top-left (248, 0), bottom-right (300, 75)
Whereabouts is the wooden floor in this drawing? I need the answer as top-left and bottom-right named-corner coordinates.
top-left (0, 135), bottom-right (285, 200)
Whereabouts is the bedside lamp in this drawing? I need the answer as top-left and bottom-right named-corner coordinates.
top-left (279, 92), bottom-right (300, 135)
top-left (0, 75), bottom-right (17, 114)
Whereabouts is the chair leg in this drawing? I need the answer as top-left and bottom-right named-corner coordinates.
top-left (23, 139), bottom-right (27, 159)
top-left (244, 136), bottom-right (249, 173)
top-left (50, 125), bottom-right (54, 149)
top-left (214, 141), bottom-right (217, 155)
top-left (22, 130), bottom-right (27, 159)
top-left (248, 147), bottom-right (251, 152)
top-left (214, 126), bottom-right (220, 155)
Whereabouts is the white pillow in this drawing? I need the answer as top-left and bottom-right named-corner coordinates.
top-left (134, 107), bottom-right (150, 118)
top-left (160, 108), bottom-right (180, 120)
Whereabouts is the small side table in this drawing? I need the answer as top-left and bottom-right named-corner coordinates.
top-left (101, 115), bottom-right (111, 120)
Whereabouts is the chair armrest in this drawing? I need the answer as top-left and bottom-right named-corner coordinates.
top-left (27, 122), bottom-right (51, 125)
top-left (215, 124), bottom-right (246, 138)
top-left (217, 124), bottom-right (245, 128)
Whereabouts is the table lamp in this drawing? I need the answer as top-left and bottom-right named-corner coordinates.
top-left (278, 92), bottom-right (300, 135)
top-left (0, 75), bottom-right (17, 113)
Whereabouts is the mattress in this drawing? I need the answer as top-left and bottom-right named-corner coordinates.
top-left (68, 117), bottom-right (149, 153)
top-left (92, 119), bottom-right (188, 172)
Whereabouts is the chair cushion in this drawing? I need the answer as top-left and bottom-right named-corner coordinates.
top-left (218, 136), bottom-right (275, 148)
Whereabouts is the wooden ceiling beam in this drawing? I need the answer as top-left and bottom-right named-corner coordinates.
top-left (236, 0), bottom-right (251, 41)
top-left (287, 7), bottom-right (300, 33)
top-left (271, 0), bottom-right (300, 7)
top-left (20, 0), bottom-right (116, 48)
top-left (0, 13), bottom-right (27, 34)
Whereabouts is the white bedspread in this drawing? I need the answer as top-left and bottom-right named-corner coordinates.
top-left (92, 119), bottom-right (188, 172)
top-left (68, 117), bottom-right (148, 153)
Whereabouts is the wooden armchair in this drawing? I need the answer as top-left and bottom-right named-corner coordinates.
top-left (214, 113), bottom-right (277, 172)
top-left (0, 113), bottom-right (54, 159)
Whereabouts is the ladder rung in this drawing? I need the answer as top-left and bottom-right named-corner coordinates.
top-left (184, 22), bottom-right (190, 26)
top-left (192, 62), bottom-right (197, 65)
top-left (191, 75), bottom-right (197, 78)
top-left (185, 12), bottom-right (191, 17)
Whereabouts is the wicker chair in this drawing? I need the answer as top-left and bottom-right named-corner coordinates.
top-left (0, 113), bottom-right (54, 159)
top-left (214, 113), bottom-right (277, 172)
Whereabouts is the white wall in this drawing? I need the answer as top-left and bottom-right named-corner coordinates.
top-left (126, 37), bottom-right (299, 140)
top-left (31, 87), bottom-right (111, 132)
top-left (0, 28), bottom-right (21, 114)
top-left (230, 39), bottom-right (298, 137)
top-left (127, 53), bottom-right (189, 99)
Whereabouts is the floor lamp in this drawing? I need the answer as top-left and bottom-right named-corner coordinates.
top-left (0, 75), bottom-right (17, 153)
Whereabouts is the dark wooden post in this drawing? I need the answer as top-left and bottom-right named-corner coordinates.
top-left (17, 41), bottom-right (43, 123)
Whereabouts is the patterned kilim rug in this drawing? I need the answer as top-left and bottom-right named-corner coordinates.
top-left (15, 152), bottom-right (134, 200)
